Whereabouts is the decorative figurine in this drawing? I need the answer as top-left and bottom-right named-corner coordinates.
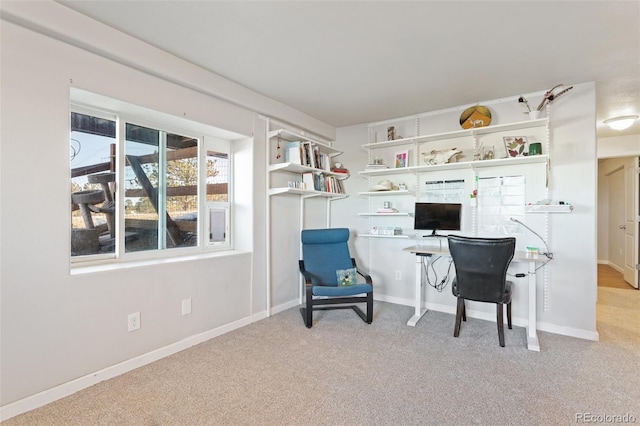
top-left (422, 148), bottom-right (462, 165)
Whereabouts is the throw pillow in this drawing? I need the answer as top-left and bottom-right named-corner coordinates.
top-left (336, 268), bottom-right (357, 286)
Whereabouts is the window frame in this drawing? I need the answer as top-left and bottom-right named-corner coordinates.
top-left (70, 100), bottom-right (234, 266)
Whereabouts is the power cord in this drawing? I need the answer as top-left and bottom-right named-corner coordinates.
top-left (422, 255), bottom-right (454, 292)
top-left (508, 258), bottom-right (552, 278)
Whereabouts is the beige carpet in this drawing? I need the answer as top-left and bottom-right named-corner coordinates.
top-left (4, 289), bottom-right (640, 426)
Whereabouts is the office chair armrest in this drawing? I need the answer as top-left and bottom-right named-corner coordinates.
top-left (298, 260), bottom-right (313, 287)
top-left (352, 258), bottom-right (372, 285)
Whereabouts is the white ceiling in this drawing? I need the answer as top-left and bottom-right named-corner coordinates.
top-left (57, 1), bottom-right (639, 138)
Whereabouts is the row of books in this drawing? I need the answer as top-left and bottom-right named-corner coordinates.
top-left (285, 141), bottom-right (332, 171)
top-left (301, 172), bottom-right (345, 194)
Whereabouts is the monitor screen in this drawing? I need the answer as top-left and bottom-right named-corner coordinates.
top-left (414, 202), bottom-right (462, 232)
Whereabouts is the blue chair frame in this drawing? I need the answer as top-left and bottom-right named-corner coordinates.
top-left (299, 228), bottom-right (373, 328)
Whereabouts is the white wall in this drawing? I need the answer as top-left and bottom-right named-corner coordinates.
top-left (598, 134), bottom-right (640, 159)
top-left (0, 3), bottom-right (332, 416)
top-left (332, 82), bottom-right (599, 340)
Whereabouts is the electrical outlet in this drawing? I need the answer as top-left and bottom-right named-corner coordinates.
top-left (128, 312), bottom-right (140, 332)
top-left (395, 270), bottom-right (402, 280)
top-left (182, 298), bottom-right (192, 316)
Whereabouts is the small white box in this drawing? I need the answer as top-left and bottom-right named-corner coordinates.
top-left (371, 226), bottom-right (402, 236)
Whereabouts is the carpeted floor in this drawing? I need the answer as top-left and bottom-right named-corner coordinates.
top-left (4, 285), bottom-right (639, 426)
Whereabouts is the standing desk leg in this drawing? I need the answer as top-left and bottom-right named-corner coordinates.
top-left (407, 254), bottom-right (428, 326)
top-left (526, 260), bottom-right (541, 351)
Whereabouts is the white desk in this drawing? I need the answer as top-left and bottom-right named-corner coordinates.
top-left (403, 244), bottom-right (546, 351)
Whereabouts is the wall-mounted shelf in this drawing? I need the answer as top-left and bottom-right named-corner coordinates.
top-left (269, 128), bottom-right (342, 157)
top-left (269, 187), bottom-right (348, 199)
top-left (358, 190), bottom-right (411, 196)
top-left (358, 234), bottom-right (410, 239)
top-left (358, 212), bottom-right (412, 217)
top-left (269, 162), bottom-right (349, 178)
top-left (362, 118), bottom-right (548, 150)
top-left (358, 155), bottom-right (548, 177)
top-left (525, 204), bottom-right (573, 213)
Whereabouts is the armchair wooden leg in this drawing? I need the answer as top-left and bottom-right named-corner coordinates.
top-left (454, 297), bottom-right (465, 337)
top-left (507, 302), bottom-right (512, 329)
top-left (462, 301), bottom-right (466, 322)
top-left (497, 303), bottom-right (505, 347)
top-left (300, 288), bottom-right (313, 328)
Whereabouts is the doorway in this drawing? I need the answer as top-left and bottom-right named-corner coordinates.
top-left (598, 155), bottom-right (639, 290)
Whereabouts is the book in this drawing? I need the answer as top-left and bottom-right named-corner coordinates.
top-left (285, 141), bottom-right (302, 164)
top-left (301, 172), bottom-right (314, 190)
top-left (331, 168), bottom-right (349, 174)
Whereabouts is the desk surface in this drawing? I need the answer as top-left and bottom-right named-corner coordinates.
top-left (403, 245), bottom-right (546, 263)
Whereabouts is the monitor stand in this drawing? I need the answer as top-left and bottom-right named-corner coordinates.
top-left (423, 230), bottom-right (445, 238)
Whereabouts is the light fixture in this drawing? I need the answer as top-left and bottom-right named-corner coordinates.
top-left (604, 115), bottom-right (639, 131)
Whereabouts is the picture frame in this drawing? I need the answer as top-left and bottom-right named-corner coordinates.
top-left (394, 150), bottom-right (409, 168)
top-left (503, 136), bottom-right (529, 158)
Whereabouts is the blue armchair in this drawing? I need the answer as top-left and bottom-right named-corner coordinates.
top-left (299, 228), bottom-right (373, 328)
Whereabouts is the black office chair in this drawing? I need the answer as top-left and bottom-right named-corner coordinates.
top-left (448, 235), bottom-right (516, 347)
top-left (299, 228), bottom-right (373, 328)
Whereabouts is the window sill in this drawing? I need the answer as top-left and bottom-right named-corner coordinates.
top-left (70, 249), bottom-right (250, 276)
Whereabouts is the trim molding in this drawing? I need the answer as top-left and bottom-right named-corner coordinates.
top-left (374, 294), bottom-right (598, 341)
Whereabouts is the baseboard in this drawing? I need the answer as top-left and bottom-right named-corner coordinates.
top-left (270, 299), bottom-right (300, 315)
top-left (598, 259), bottom-right (624, 274)
top-left (251, 309), bottom-right (269, 322)
top-left (537, 321), bottom-right (599, 341)
top-left (0, 316), bottom-right (253, 422)
top-left (374, 294), bottom-right (598, 341)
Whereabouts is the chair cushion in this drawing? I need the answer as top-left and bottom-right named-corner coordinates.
top-left (336, 268), bottom-right (357, 286)
top-left (301, 228), bottom-right (353, 286)
top-left (313, 283), bottom-right (372, 297)
top-left (453, 278), bottom-right (514, 303)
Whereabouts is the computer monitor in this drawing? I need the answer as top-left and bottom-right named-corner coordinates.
top-left (414, 202), bottom-right (462, 236)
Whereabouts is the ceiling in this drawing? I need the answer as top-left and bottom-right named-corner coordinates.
top-left (57, 1), bottom-right (640, 138)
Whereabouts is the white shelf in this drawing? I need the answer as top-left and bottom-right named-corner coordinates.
top-left (268, 128), bottom-right (342, 156)
top-left (525, 204), bottom-right (573, 213)
top-left (358, 190), bottom-right (410, 196)
top-left (269, 187), bottom-right (347, 199)
top-left (358, 234), bottom-right (410, 239)
top-left (269, 162), bottom-right (349, 178)
top-left (362, 118), bottom-right (548, 149)
top-left (358, 155), bottom-right (548, 176)
top-left (358, 212), bottom-right (412, 217)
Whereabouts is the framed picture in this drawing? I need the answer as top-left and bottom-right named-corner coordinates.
top-left (503, 136), bottom-right (529, 158)
top-left (394, 150), bottom-right (409, 168)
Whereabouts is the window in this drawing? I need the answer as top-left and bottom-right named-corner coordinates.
top-left (70, 102), bottom-right (233, 262)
